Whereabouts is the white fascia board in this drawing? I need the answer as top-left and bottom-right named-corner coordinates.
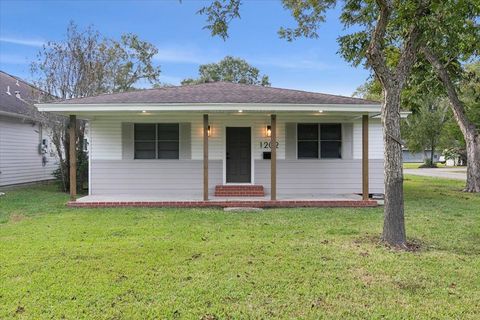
top-left (0, 110), bottom-right (36, 121)
top-left (36, 102), bottom-right (382, 113)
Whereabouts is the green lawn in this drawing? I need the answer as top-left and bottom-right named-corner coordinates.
top-left (403, 162), bottom-right (424, 169)
top-left (1, 177), bottom-right (479, 319)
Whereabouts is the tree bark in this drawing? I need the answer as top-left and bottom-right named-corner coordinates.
top-left (465, 132), bottom-right (480, 192)
top-left (422, 47), bottom-right (480, 192)
top-left (381, 88), bottom-right (407, 247)
top-left (364, 0), bottom-right (427, 248)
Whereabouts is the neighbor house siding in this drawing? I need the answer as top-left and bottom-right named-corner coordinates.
top-left (0, 116), bottom-right (57, 186)
top-left (87, 113), bottom-right (384, 197)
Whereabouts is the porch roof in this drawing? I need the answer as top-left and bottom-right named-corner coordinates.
top-left (37, 82), bottom-right (382, 114)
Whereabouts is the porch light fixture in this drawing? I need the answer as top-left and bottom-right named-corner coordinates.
top-left (318, 110), bottom-right (323, 113)
top-left (142, 110), bottom-right (147, 113)
top-left (238, 110), bottom-right (243, 113)
top-left (266, 125), bottom-right (272, 137)
top-left (208, 125), bottom-right (211, 137)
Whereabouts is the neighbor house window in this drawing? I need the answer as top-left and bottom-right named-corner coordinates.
top-left (134, 123), bottom-right (179, 159)
top-left (297, 123), bottom-right (342, 159)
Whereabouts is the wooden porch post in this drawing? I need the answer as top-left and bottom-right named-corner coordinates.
top-left (203, 114), bottom-right (209, 201)
top-left (362, 114), bottom-right (369, 200)
top-left (69, 115), bottom-right (77, 201)
top-left (271, 114), bottom-right (277, 200)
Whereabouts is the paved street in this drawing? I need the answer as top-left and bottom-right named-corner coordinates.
top-left (404, 167), bottom-right (467, 180)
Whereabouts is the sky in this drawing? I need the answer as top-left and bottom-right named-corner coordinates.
top-left (0, 0), bottom-right (371, 96)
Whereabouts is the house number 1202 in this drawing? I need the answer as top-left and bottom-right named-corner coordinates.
top-left (260, 141), bottom-right (279, 149)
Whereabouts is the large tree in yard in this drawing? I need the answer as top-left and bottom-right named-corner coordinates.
top-left (416, 2), bottom-right (480, 192)
top-left (31, 22), bottom-right (161, 192)
top-left (196, 0), bottom-right (478, 247)
top-left (182, 56), bottom-right (270, 86)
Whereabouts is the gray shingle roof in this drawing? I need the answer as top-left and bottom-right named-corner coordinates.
top-left (53, 82), bottom-right (379, 105)
top-left (0, 71), bottom-right (45, 117)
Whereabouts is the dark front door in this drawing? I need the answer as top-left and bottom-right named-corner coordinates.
top-left (226, 127), bottom-right (251, 183)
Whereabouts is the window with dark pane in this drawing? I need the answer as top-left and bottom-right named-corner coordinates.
top-left (134, 124), bottom-right (156, 159)
top-left (297, 124), bottom-right (319, 159)
top-left (157, 124), bottom-right (179, 159)
top-left (320, 124), bottom-right (342, 158)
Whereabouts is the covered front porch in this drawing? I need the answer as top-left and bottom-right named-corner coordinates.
top-left (65, 112), bottom-right (375, 208)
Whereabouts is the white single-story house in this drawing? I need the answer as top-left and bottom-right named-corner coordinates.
top-left (0, 71), bottom-right (58, 187)
top-left (38, 82), bottom-right (387, 207)
top-left (402, 148), bottom-right (442, 163)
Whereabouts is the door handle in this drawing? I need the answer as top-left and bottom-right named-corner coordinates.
top-left (226, 152), bottom-right (230, 159)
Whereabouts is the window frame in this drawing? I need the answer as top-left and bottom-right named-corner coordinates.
top-left (297, 123), bottom-right (319, 159)
top-left (296, 123), bottom-right (342, 160)
top-left (319, 123), bottom-right (342, 159)
top-left (134, 123), bottom-right (180, 160)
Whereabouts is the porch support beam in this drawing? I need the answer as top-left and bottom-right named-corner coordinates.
top-left (362, 114), bottom-right (369, 200)
top-left (271, 114), bottom-right (277, 200)
top-left (203, 114), bottom-right (209, 201)
top-left (69, 115), bottom-right (77, 201)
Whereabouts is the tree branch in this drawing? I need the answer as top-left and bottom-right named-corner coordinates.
top-left (365, 0), bottom-right (393, 87)
top-left (421, 46), bottom-right (475, 137)
top-left (395, 0), bottom-right (430, 88)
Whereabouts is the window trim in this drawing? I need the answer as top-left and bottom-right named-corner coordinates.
top-left (134, 123), bottom-right (180, 160)
top-left (296, 123), bottom-right (342, 160)
top-left (297, 123), bottom-right (319, 159)
top-left (320, 123), bottom-right (342, 159)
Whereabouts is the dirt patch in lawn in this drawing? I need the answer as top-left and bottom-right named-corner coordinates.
top-left (9, 213), bottom-right (28, 224)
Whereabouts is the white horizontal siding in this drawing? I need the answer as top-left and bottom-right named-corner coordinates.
top-left (90, 114), bottom-right (281, 160)
top-left (91, 160), bottom-right (222, 196)
top-left (89, 113), bottom-right (384, 161)
top-left (87, 113), bottom-right (385, 197)
top-left (0, 117), bottom-right (57, 186)
top-left (90, 120), bottom-right (122, 160)
top-left (256, 159), bottom-right (384, 195)
top-left (353, 120), bottom-right (383, 159)
top-left (90, 159), bottom-right (383, 196)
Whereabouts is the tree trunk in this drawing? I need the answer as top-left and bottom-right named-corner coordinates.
top-left (381, 88), bottom-right (407, 247)
top-left (422, 47), bottom-right (480, 192)
top-left (465, 131), bottom-right (480, 192)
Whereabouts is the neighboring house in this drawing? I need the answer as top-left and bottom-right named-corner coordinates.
top-left (0, 71), bottom-right (57, 187)
top-left (402, 148), bottom-right (442, 163)
top-left (38, 82), bottom-right (389, 207)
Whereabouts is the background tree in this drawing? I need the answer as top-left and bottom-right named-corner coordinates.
top-left (197, 0), bottom-right (434, 248)
top-left (356, 62), bottom-right (478, 172)
top-left (419, 55), bottom-right (480, 191)
top-left (438, 62), bottom-right (480, 167)
top-left (352, 77), bottom-right (382, 101)
top-left (181, 56), bottom-right (270, 86)
top-left (31, 22), bottom-right (161, 192)
top-left (403, 0), bottom-right (480, 191)
top-left (401, 99), bottom-right (449, 167)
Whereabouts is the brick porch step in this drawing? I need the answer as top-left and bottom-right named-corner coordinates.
top-left (215, 185), bottom-right (265, 197)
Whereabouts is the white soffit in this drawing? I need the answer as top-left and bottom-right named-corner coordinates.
top-left (36, 103), bottom-right (382, 113)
